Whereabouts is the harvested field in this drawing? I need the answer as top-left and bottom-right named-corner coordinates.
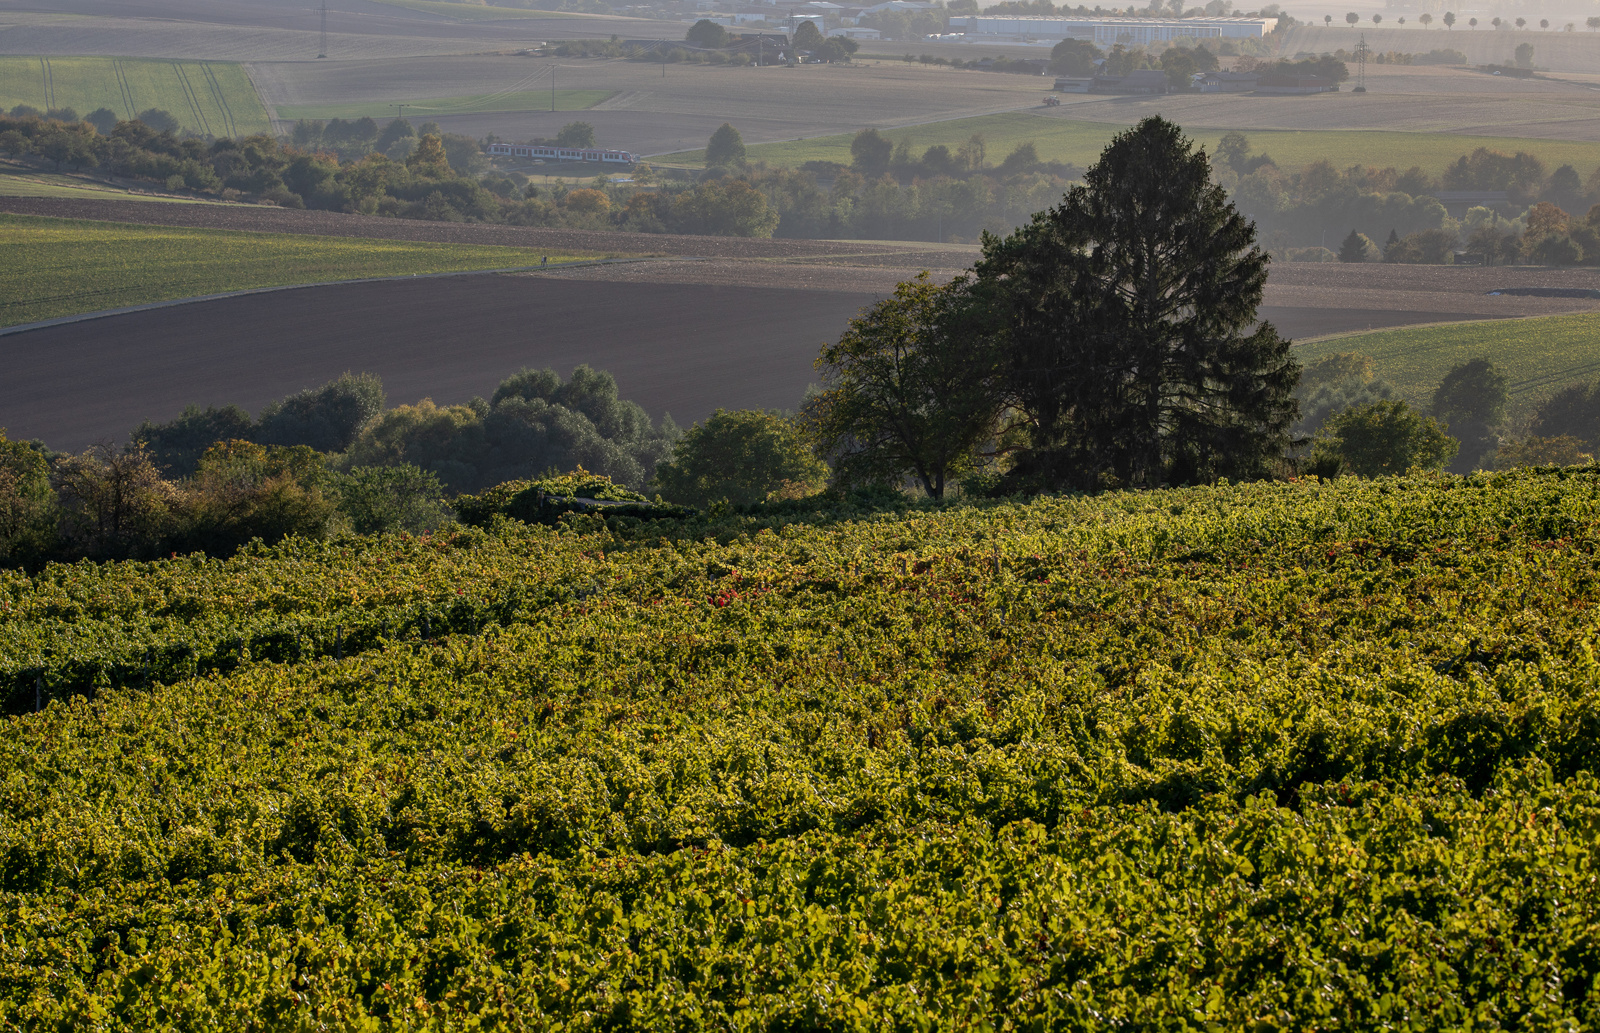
top-left (0, 212), bottom-right (603, 326)
top-left (249, 57), bottom-right (1046, 155)
top-left (0, 55), bottom-right (270, 136)
top-left (1282, 25), bottom-right (1600, 76)
top-left (276, 87), bottom-right (614, 121)
top-left (0, 3), bottom-right (671, 63)
top-left (362, 0), bottom-right (595, 21)
top-left (691, 110), bottom-right (1600, 175)
top-left (0, 195), bottom-right (979, 263)
top-left (1036, 65), bottom-right (1600, 143)
top-left (0, 277), bottom-right (884, 451)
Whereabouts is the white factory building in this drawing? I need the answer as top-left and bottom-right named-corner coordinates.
top-left (949, 15), bottom-right (1276, 45)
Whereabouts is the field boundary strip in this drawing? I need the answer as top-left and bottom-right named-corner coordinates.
top-left (0, 256), bottom-right (703, 336)
top-left (113, 59), bottom-right (135, 120)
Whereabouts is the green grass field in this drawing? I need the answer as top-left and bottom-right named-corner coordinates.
top-left (276, 89), bottom-right (614, 121)
top-left (0, 163), bottom-right (216, 203)
top-left (0, 214), bottom-right (601, 327)
top-left (665, 112), bottom-right (1600, 176)
top-left (367, 0), bottom-right (593, 19)
top-left (1298, 312), bottom-right (1600, 427)
top-left (0, 57), bottom-right (271, 138)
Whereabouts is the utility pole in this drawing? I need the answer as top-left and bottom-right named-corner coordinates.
top-left (1354, 34), bottom-right (1369, 91)
top-left (550, 66), bottom-right (555, 111)
top-left (318, 0), bottom-right (328, 59)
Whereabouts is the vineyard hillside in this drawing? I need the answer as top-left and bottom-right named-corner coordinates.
top-left (3, 470), bottom-right (1599, 1026)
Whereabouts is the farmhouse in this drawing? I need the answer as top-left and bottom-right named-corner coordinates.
top-left (1256, 73), bottom-right (1335, 93)
top-left (950, 15), bottom-right (1276, 45)
top-left (1198, 70), bottom-right (1261, 92)
top-left (1091, 69), bottom-right (1169, 94)
top-left (1054, 75), bottom-right (1094, 92)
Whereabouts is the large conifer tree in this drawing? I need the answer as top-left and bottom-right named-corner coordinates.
top-left (976, 116), bottom-right (1298, 490)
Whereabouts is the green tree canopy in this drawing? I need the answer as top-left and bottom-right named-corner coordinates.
top-left (653, 409), bottom-right (827, 507)
top-left (1338, 228), bottom-right (1374, 262)
top-left (1432, 357), bottom-right (1509, 472)
top-left (686, 19), bottom-right (731, 47)
top-left (850, 128), bottom-right (892, 178)
top-left (1313, 399), bottom-right (1457, 476)
top-left (793, 20), bottom-right (826, 50)
top-left (554, 121), bottom-right (597, 148)
top-left (808, 273), bottom-right (1004, 498)
top-left (976, 115), bottom-right (1299, 491)
top-left (705, 123), bottom-right (747, 167)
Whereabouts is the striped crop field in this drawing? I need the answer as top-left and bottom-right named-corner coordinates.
top-left (0, 56), bottom-right (271, 138)
top-left (666, 112), bottom-right (1600, 177)
top-left (0, 214), bottom-right (602, 327)
top-left (1298, 311), bottom-right (1600, 428)
top-left (276, 89), bottom-right (614, 121)
top-left (366, 0), bottom-right (597, 19)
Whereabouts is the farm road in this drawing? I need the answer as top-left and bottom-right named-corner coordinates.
top-left (0, 276), bottom-right (883, 452)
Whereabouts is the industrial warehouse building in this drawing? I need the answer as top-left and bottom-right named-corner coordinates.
top-left (949, 15), bottom-right (1276, 45)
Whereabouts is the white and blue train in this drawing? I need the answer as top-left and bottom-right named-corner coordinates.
top-left (487, 143), bottom-right (639, 164)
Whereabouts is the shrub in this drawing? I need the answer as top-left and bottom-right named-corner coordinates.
top-left (653, 409), bottom-right (828, 508)
top-left (336, 464), bottom-right (451, 534)
top-left (1312, 399), bottom-right (1458, 477)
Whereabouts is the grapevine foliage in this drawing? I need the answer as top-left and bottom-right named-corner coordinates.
top-left (1, 469), bottom-right (1599, 1028)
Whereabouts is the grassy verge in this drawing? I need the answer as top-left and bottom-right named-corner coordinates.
top-left (277, 89), bottom-right (614, 121)
top-left (1297, 311), bottom-right (1600, 427)
top-left (0, 57), bottom-right (271, 137)
top-left (366, 0), bottom-right (595, 19)
top-left (663, 112), bottom-right (1600, 175)
top-left (0, 214), bottom-right (604, 327)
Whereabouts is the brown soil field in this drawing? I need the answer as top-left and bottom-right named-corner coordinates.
top-left (250, 57), bottom-right (1048, 154)
top-left (7, 195), bottom-right (1598, 453)
top-left (0, 276), bottom-right (883, 452)
top-left (0, 266), bottom-right (1534, 454)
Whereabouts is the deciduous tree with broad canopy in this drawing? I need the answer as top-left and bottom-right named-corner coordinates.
top-left (807, 273), bottom-right (1005, 498)
top-left (975, 116), bottom-right (1299, 491)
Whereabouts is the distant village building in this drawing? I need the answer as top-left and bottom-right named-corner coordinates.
top-left (1198, 70), bottom-right (1261, 92)
top-left (1255, 73), bottom-right (1334, 94)
top-left (950, 15), bottom-right (1276, 46)
top-left (1090, 68), bottom-right (1169, 94)
top-left (1054, 76), bottom-right (1094, 92)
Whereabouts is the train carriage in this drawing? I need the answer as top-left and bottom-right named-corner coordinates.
top-left (487, 143), bottom-right (638, 164)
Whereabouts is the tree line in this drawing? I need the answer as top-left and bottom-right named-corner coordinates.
top-left (5, 117), bottom-right (1593, 569)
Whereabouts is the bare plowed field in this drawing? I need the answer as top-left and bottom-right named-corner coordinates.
top-left (0, 268), bottom-right (1529, 455)
top-left (0, 276), bottom-right (884, 452)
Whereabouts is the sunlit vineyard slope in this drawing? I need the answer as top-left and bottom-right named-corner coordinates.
top-left (2, 470), bottom-right (1598, 1028)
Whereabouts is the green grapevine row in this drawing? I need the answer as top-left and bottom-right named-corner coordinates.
top-left (0, 469), bottom-right (1596, 1028)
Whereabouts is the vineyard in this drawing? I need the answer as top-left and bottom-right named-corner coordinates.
top-left (1, 470), bottom-right (1598, 1027)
